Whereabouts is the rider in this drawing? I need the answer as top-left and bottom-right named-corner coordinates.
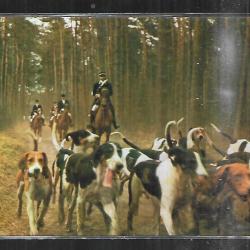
top-left (89, 71), bottom-right (119, 129)
top-left (57, 94), bottom-right (70, 111)
top-left (30, 99), bottom-right (45, 125)
top-left (49, 101), bottom-right (59, 128)
top-left (57, 94), bottom-right (73, 125)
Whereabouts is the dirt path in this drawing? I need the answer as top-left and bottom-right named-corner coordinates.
top-left (0, 123), bottom-right (163, 236)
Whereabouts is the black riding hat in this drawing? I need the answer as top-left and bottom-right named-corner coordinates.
top-left (98, 71), bottom-right (106, 77)
top-left (61, 94), bottom-right (66, 97)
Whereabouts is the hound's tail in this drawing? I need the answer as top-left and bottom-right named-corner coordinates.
top-left (210, 123), bottom-right (236, 144)
top-left (26, 131), bottom-right (38, 151)
top-left (176, 117), bottom-right (184, 139)
top-left (51, 122), bottom-right (68, 151)
top-left (164, 120), bottom-right (177, 148)
top-left (51, 122), bottom-right (60, 151)
top-left (110, 131), bottom-right (142, 150)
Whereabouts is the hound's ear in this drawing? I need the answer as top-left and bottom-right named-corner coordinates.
top-left (42, 152), bottom-right (48, 167)
top-left (213, 167), bottom-right (229, 195)
top-left (163, 146), bottom-right (168, 153)
top-left (167, 147), bottom-right (184, 166)
top-left (93, 147), bottom-right (103, 167)
top-left (126, 156), bottom-right (137, 170)
top-left (18, 153), bottom-right (28, 170)
top-left (66, 132), bottom-right (80, 145)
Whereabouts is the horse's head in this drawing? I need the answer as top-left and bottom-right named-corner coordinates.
top-left (100, 88), bottom-right (110, 107)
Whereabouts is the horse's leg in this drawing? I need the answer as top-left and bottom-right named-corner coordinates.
top-left (64, 128), bottom-right (68, 140)
top-left (38, 127), bottom-right (42, 142)
top-left (59, 129), bottom-right (62, 141)
top-left (105, 132), bottom-right (109, 143)
top-left (106, 129), bottom-right (111, 142)
top-left (99, 131), bottom-right (104, 144)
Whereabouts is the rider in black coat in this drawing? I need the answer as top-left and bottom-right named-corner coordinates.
top-left (89, 72), bottom-right (119, 129)
top-left (30, 99), bottom-right (45, 125)
top-left (57, 94), bottom-right (70, 112)
top-left (57, 94), bottom-right (73, 126)
top-left (31, 99), bottom-right (43, 116)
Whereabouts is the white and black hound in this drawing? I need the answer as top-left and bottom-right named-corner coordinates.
top-left (51, 125), bottom-right (99, 225)
top-left (109, 131), bottom-right (208, 235)
top-left (119, 145), bottom-right (208, 235)
top-left (65, 142), bottom-right (124, 235)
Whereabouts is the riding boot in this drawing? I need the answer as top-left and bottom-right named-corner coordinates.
top-left (110, 103), bottom-right (119, 129)
top-left (88, 111), bottom-right (95, 128)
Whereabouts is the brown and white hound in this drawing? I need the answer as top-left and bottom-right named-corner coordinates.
top-left (16, 136), bottom-right (52, 235)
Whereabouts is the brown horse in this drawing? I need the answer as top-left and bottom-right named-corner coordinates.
top-left (56, 108), bottom-right (72, 141)
top-left (94, 88), bottom-right (113, 143)
top-left (31, 112), bottom-right (43, 140)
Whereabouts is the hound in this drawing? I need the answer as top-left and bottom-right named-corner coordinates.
top-left (211, 123), bottom-right (250, 155)
top-left (177, 127), bottom-right (208, 158)
top-left (120, 145), bottom-right (208, 235)
top-left (16, 134), bottom-right (52, 235)
top-left (65, 142), bottom-right (124, 235)
top-left (51, 123), bottom-right (99, 225)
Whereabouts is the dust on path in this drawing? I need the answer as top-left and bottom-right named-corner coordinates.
top-left (0, 123), bottom-right (161, 236)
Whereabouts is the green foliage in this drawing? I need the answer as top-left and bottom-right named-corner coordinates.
top-left (0, 17), bottom-right (248, 137)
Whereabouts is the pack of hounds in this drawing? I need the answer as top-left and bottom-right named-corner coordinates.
top-left (16, 118), bottom-right (250, 236)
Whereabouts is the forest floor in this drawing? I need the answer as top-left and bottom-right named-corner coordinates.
top-left (0, 122), bottom-right (174, 236)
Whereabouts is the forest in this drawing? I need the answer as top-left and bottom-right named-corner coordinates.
top-left (0, 16), bottom-right (249, 138)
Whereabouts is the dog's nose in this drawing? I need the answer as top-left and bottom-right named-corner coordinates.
top-left (34, 168), bottom-right (40, 174)
top-left (199, 135), bottom-right (204, 140)
top-left (116, 163), bottom-right (123, 171)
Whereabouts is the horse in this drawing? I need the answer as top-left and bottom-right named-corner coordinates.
top-left (93, 88), bottom-right (113, 143)
top-left (56, 108), bottom-right (72, 141)
top-left (31, 112), bottom-right (43, 140)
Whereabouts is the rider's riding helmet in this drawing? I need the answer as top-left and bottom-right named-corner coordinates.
top-left (98, 71), bottom-right (106, 77)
